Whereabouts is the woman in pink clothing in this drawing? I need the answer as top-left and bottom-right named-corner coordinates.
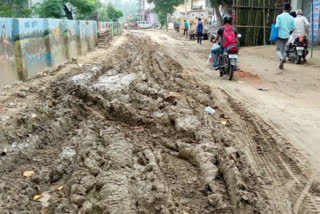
top-left (1, 24), bottom-right (9, 45)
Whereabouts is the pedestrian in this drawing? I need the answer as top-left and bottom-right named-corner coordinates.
top-left (287, 9), bottom-right (310, 62)
top-left (184, 20), bottom-right (189, 37)
top-left (196, 18), bottom-right (203, 45)
top-left (290, 11), bottom-right (297, 18)
top-left (275, 3), bottom-right (296, 69)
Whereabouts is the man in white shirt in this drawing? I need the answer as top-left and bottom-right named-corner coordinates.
top-left (287, 9), bottom-right (310, 61)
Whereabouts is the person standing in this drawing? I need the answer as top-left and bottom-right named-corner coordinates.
top-left (196, 18), bottom-right (203, 45)
top-left (184, 20), bottom-right (189, 37)
top-left (275, 3), bottom-right (296, 69)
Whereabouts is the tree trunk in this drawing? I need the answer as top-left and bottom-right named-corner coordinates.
top-left (222, 0), bottom-right (232, 14)
top-left (166, 14), bottom-right (168, 32)
top-left (63, 4), bottom-right (73, 20)
top-left (214, 4), bottom-right (223, 26)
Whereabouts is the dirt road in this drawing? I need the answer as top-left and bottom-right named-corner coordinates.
top-left (0, 30), bottom-right (320, 213)
top-left (146, 30), bottom-right (320, 167)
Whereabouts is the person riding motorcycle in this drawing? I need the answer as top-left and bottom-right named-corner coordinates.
top-left (287, 9), bottom-right (310, 62)
top-left (210, 14), bottom-right (237, 70)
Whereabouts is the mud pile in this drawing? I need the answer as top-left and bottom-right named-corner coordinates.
top-left (0, 33), bottom-right (305, 214)
top-left (98, 29), bottom-right (112, 49)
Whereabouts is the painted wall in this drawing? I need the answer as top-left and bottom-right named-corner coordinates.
top-left (48, 19), bottom-right (67, 68)
top-left (0, 18), bottom-right (18, 86)
top-left (0, 18), bottom-right (100, 86)
top-left (79, 21), bottom-right (90, 55)
top-left (15, 18), bottom-right (50, 78)
top-left (0, 18), bottom-right (121, 87)
top-left (308, 0), bottom-right (320, 43)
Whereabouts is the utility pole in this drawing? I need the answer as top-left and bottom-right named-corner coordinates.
top-left (185, 0), bottom-right (187, 19)
top-left (138, 0), bottom-right (146, 21)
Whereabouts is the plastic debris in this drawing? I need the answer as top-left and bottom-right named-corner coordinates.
top-left (33, 195), bottom-right (43, 200)
top-left (258, 88), bottom-right (270, 91)
top-left (31, 113), bottom-right (37, 118)
top-left (8, 103), bottom-right (16, 108)
top-left (57, 186), bottom-right (63, 191)
top-left (205, 106), bottom-right (216, 115)
top-left (23, 171), bottom-right (35, 177)
top-left (221, 121), bottom-right (228, 126)
top-left (238, 81), bottom-right (244, 84)
top-left (1, 148), bottom-right (7, 156)
top-left (48, 100), bottom-right (54, 107)
top-left (17, 91), bottom-right (27, 98)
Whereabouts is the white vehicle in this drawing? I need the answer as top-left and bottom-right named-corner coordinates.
top-left (137, 21), bottom-right (152, 29)
top-left (187, 10), bottom-right (213, 40)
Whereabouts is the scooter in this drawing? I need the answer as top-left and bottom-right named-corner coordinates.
top-left (287, 36), bottom-right (308, 64)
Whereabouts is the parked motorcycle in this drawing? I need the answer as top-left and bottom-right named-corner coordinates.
top-left (287, 36), bottom-right (308, 64)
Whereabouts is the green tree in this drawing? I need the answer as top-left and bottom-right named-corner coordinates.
top-left (147, 0), bottom-right (184, 28)
top-left (34, 0), bottom-right (98, 20)
top-left (128, 16), bottom-right (140, 23)
top-left (105, 3), bottom-right (123, 22)
top-left (0, 0), bottom-right (32, 18)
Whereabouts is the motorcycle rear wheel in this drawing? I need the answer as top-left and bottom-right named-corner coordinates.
top-left (226, 65), bottom-right (234, 81)
top-left (296, 55), bottom-right (302, 64)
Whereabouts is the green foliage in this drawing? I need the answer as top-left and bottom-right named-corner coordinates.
top-left (128, 16), bottom-right (140, 23)
top-left (0, 0), bottom-right (32, 18)
top-left (97, 7), bottom-right (108, 21)
top-left (99, 0), bottom-right (137, 22)
top-left (105, 3), bottom-right (123, 22)
top-left (147, 0), bottom-right (184, 27)
top-left (34, 0), bottom-right (98, 20)
top-left (0, 3), bottom-right (11, 17)
top-left (157, 12), bottom-right (168, 27)
top-left (33, 0), bottom-right (64, 18)
top-left (70, 0), bottom-right (98, 20)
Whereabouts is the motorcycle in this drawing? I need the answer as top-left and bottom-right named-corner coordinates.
top-left (213, 34), bottom-right (241, 81)
top-left (287, 36), bottom-right (308, 64)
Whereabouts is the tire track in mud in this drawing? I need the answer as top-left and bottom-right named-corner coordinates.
top-left (1, 32), bottom-right (319, 213)
top-left (220, 91), bottom-right (320, 213)
top-left (147, 30), bottom-right (320, 213)
top-left (294, 172), bottom-right (320, 214)
top-left (0, 33), bottom-right (253, 213)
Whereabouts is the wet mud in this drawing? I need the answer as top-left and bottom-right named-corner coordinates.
top-left (0, 33), bottom-right (319, 214)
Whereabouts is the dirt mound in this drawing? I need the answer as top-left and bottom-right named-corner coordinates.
top-left (0, 33), bottom-right (314, 214)
top-left (98, 29), bottom-right (112, 49)
top-left (234, 70), bottom-right (260, 81)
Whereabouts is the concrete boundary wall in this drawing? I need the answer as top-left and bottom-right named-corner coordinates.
top-left (0, 18), bottom-right (116, 86)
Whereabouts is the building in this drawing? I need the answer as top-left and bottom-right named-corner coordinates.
top-left (175, 0), bottom-right (211, 12)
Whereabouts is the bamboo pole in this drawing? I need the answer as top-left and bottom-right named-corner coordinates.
top-left (263, 0), bottom-right (266, 45)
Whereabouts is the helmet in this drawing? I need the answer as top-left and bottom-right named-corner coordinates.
top-left (223, 14), bottom-right (232, 24)
top-left (296, 9), bottom-right (303, 15)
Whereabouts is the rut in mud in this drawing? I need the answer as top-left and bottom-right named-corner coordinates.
top-left (0, 33), bottom-right (319, 214)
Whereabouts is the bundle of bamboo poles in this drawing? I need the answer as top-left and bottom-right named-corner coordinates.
top-left (233, 0), bottom-right (284, 46)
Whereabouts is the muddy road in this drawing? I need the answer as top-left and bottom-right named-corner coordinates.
top-left (0, 31), bottom-right (320, 214)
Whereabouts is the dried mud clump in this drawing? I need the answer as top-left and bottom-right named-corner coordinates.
top-left (0, 34), bottom-right (274, 214)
